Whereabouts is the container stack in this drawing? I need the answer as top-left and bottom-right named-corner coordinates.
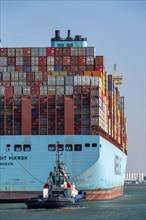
top-left (0, 47), bottom-right (127, 153)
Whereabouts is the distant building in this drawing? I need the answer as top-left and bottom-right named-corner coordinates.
top-left (125, 173), bottom-right (144, 182)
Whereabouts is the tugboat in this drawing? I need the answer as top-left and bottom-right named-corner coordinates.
top-left (25, 142), bottom-right (86, 209)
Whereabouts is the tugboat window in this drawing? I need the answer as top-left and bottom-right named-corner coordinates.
top-left (92, 143), bottom-right (97, 147)
top-left (65, 144), bottom-right (73, 151)
top-left (57, 144), bottom-right (64, 151)
top-left (14, 145), bottom-right (22, 152)
top-left (23, 145), bottom-right (31, 151)
top-left (48, 145), bottom-right (56, 151)
top-left (85, 143), bottom-right (90, 147)
top-left (74, 144), bottom-right (82, 151)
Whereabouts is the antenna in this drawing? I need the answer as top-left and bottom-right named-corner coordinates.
top-left (112, 63), bottom-right (124, 85)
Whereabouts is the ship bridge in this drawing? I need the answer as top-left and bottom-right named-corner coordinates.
top-left (51, 30), bottom-right (88, 47)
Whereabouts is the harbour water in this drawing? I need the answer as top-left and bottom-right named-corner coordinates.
top-left (0, 185), bottom-right (146, 220)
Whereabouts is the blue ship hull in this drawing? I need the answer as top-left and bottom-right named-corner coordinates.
top-left (0, 135), bottom-right (127, 200)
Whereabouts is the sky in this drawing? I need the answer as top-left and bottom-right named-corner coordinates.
top-left (0, 0), bottom-right (145, 174)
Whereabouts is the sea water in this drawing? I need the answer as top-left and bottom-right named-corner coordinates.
top-left (0, 185), bottom-right (146, 220)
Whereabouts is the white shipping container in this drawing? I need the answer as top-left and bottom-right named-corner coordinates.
top-left (65, 76), bottom-right (73, 86)
top-left (8, 66), bottom-right (15, 72)
top-left (8, 48), bottom-right (15, 56)
top-left (91, 76), bottom-right (100, 86)
top-left (86, 56), bottom-right (94, 65)
top-left (56, 86), bottom-right (64, 95)
top-left (71, 47), bottom-right (78, 56)
top-left (16, 48), bottom-right (23, 56)
top-left (47, 56), bottom-right (54, 65)
top-left (2, 72), bottom-right (11, 81)
top-left (23, 86), bottom-right (31, 95)
top-left (11, 81), bottom-right (19, 86)
top-left (31, 57), bottom-right (38, 65)
top-left (47, 66), bottom-right (54, 71)
top-left (14, 86), bottom-right (22, 95)
top-left (48, 76), bottom-right (56, 85)
top-left (91, 117), bottom-right (98, 126)
top-left (65, 86), bottom-right (73, 95)
top-left (40, 86), bottom-right (48, 95)
top-left (39, 47), bottom-right (46, 56)
top-left (56, 76), bottom-right (64, 85)
top-left (0, 57), bottom-right (7, 66)
top-left (31, 66), bottom-right (38, 72)
top-left (78, 47), bottom-right (85, 56)
top-left (0, 66), bottom-right (7, 72)
top-left (31, 48), bottom-right (39, 56)
top-left (86, 47), bottom-right (95, 56)
top-left (82, 76), bottom-right (90, 85)
top-left (0, 86), bottom-right (5, 95)
top-left (19, 72), bottom-right (26, 81)
top-left (16, 57), bottom-right (23, 65)
top-left (35, 71), bottom-right (42, 81)
top-left (19, 81), bottom-right (26, 86)
top-left (11, 72), bottom-right (18, 81)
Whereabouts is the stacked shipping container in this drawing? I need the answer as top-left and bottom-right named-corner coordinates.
top-left (0, 47), bottom-right (127, 154)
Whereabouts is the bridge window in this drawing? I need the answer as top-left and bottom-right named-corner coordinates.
top-left (57, 144), bottom-right (64, 151)
top-left (74, 144), bottom-right (82, 151)
top-left (65, 144), bottom-right (73, 151)
top-left (48, 144), bottom-right (56, 151)
top-left (14, 145), bottom-right (22, 152)
top-left (92, 143), bottom-right (97, 147)
top-left (85, 143), bottom-right (90, 147)
top-left (23, 144), bottom-right (31, 151)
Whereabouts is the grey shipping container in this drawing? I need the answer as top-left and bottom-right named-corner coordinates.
top-left (0, 86), bottom-right (5, 95)
top-left (31, 57), bottom-right (38, 65)
top-left (14, 86), bottom-right (22, 95)
top-left (2, 72), bottom-right (11, 81)
top-left (0, 57), bottom-right (7, 66)
top-left (31, 48), bottom-right (39, 56)
top-left (8, 48), bottom-right (15, 56)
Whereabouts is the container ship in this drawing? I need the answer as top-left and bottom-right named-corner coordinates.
top-left (0, 30), bottom-right (127, 201)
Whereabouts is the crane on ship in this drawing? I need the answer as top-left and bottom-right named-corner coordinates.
top-left (112, 64), bottom-right (124, 85)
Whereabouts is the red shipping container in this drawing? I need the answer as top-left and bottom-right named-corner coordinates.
top-left (63, 48), bottom-right (70, 56)
top-left (63, 56), bottom-right (71, 65)
top-left (54, 48), bottom-right (63, 56)
top-left (86, 65), bottom-right (94, 71)
top-left (5, 86), bottom-right (14, 96)
top-left (54, 56), bottom-right (63, 65)
top-left (78, 65), bottom-right (86, 71)
top-left (24, 57), bottom-right (31, 65)
top-left (95, 65), bottom-right (99, 71)
top-left (26, 72), bottom-right (35, 82)
top-left (7, 57), bottom-right (15, 65)
top-left (71, 65), bottom-right (78, 72)
top-left (31, 86), bottom-right (40, 95)
top-left (78, 56), bottom-right (86, 65)
top-left (0, 48), bottom-right (7, 56)
top-left (38, 65), bottom-right (47, 72)
top-left (23, 48), bottom-right (31, 56)
top-left (46, 47), bottom-right (55, 56)
top-left (63, 66), bottom-right (71, 72)
top-left (43, 71), bottom-right (51, 81)
top-left (34, 81), bottom-right (42, 86)
top-left (70, 56), bottom-right (78, 65)
top-left (16, 66), bottom-right (23, 72)
top-left (95, 56), bottom-right (104, 66)
top-left (2, 81), bottom-right (11, 87)
top-left (38, 57), bottom-right (47, 65)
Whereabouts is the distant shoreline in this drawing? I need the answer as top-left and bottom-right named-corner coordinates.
top-left (124, 183), bottom-right (146, 186)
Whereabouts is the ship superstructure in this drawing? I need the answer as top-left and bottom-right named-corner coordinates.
top-left (0, 30), bottom-right (127, 201)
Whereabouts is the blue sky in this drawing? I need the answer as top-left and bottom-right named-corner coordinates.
top-left (0, 0), bottom-right (145, 174)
